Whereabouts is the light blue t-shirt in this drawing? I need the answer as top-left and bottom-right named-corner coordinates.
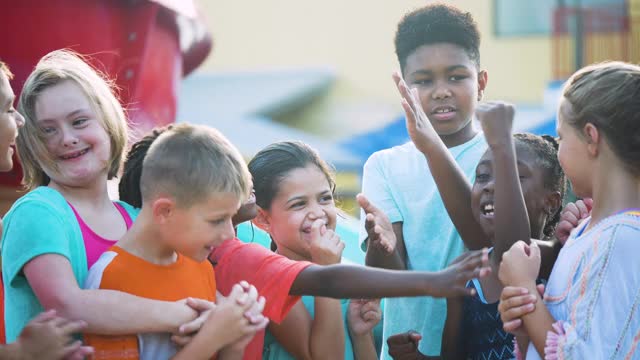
top-left (359, 134), bottom-right (486, 357)
top-left (1, 187), bottom-right (139, 342)
top-left (526, 212), bottom-right (640, 359)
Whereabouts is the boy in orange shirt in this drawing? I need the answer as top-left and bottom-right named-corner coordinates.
top-left (84, 124), bottom-right (268, 359)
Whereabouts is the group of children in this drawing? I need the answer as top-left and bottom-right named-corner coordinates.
top-left (0, 2), bottom-right (639, 360)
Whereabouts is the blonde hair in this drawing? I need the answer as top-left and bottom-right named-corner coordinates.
top-left (562, 61), bottom-right (640, 175)
top-left (0, 61), bottom-right (14, 80)
top-left (141, 123), bottom-right (251, 208)
top-left (16, 49), bottom-right (128, 190)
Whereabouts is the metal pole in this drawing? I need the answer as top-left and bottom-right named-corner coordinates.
top-left (575, 0), bottom-right (584, 70)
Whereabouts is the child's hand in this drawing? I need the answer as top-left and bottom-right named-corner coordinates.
top-left (202, 282), bottom-right (268, 348)
top-left (387, 331), bottom-right (426, 360)
top-left (176, 297), bottom-right (215, 336)
top-left (431, 248), bottom-right (491, 297)
top-left (347, 299), bottom-right (382, 337)
top-left (555, 198), bottom-right (593, 244)
top-left (498, 241), bottom-right (541, 287)
top-left (498, 284), bottom-right (545, 336)
top-left (357, 193), bottom-right (396, 254)
top-left (309, 218), bottom-right (345, 265)
top-left (15, 310), bottom-right (93, 360)
top-left (392, 71), bottom-right (439, 154)
top-left (220, 283), bottom-right (270, 355)
top-left (475, 101), bottom-right (515, 146)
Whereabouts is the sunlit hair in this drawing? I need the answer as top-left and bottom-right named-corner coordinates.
top-left (248, 141), bottom-right (336, 210)
top-left (141, 123), bottom-right (251, 208)
top-left (0, 61), bottom-right (14, 80)
top-left (562, 61), bottom-right (640, 176)
top-left (16, 49), bottom-right (128, 190)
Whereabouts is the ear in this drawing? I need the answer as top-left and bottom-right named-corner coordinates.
top-left (545, 191), bottom-right (562, 218)
top-left (477, 70), bottom-right (488, 101)
top-left (583, 123), bottom-right (600, 157)
top-left (252, 206), bottom-right (271, 233)
top-left (151, 197), bottom-right (176, 225)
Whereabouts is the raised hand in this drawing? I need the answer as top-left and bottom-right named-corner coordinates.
top-left (15, 310), bottom-right (93, 360)
top-left (392, 71), bottom-right (439, 154)
top-left (498, 284), bottom-right (545, 336)
top-left (431, 248), bottom-right (491, 297)
top-left (309, 218), bottom-right (345, 265)
top-left (357, 193), bottom-right (396, 254)
top-left (475, 101), bottom-right (515, 146)
top-left (347, 298), bottom-right (382, 337)
top-left (387, 331), bottom-right (426, 360)
top-left (498, 241), bottom-right (541, 287)
top-left (555, 198), bottom-right (593, 244)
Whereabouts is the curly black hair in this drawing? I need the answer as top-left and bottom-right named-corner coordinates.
top-left (514, 133), bottom-right (566, 238)
top-left (395, 3), bottom-right (481, 74)
top-left (118, 125), bottom-right (174, 208)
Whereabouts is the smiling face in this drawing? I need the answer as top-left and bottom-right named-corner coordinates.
top-left (403, 43), bottom-right (487, 146)
top-left (257, 165), bottom-right (337, 261)
top-left (471, 144), bottom-right (554, 240)
top-left (164, 192), bottom-right (241, 262)
top-left (0, 72), bottom-right (24, 172)
top-left (34, 80), bottom-right (112, 188)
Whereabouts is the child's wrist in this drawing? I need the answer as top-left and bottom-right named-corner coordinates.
top-left (5, 341), bottom-right (26, 360)
top-left (487, 137), bottom-right (514, 150)
top-left (349, 329), bottom-right (375, 345)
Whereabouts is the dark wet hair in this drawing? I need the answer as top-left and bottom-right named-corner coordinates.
top-left (562, 61), bottom-right (640, 176)
top-left (514, 133), bottom-right (566, 237)
top-left (395, 3), bottom-right (481, 74)
top-left (248, 141), bottom-right (336, 211)
top-left (119, 125), bottom-right (173, 208)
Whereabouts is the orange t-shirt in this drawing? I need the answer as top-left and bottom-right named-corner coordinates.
top-left (84, 246), bottom-right (216, 360)
top-left (210, 238), bottom-right (313, 360)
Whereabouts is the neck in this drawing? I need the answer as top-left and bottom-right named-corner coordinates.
top-left (589, 156), bottom-right (640, 227)
top-left (117, 209), bottom-right (177, 265)
top-left (440, 121), bottom-right (478, 148)
top-left (49, 176), bottom-right (111, 208)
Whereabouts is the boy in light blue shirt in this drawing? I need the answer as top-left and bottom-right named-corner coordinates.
top-left (359, 4), bottom-right (490, 358)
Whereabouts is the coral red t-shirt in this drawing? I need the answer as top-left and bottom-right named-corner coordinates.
top-left (210, 239), bottom-right (312, 360)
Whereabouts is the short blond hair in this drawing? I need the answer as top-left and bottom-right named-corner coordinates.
top-left (141, 123), bottom-right (251, 208)
top-left (16, 49), bottom-right (128, 190)
top-left (0, 60), bottom-right (14, 80)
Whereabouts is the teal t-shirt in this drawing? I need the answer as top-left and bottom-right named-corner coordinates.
top-left (1, 187), bottom-right (139, 342)
top-left (263, 297), bottom-right (360, 360)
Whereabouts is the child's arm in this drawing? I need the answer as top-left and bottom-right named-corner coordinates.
top-left (441, 297), bottom-right (465, 360)
top-left (347, 299), bottom-right (382, 360)
top-left (475, 102), bottom-right (531, 264)
top-left (502, 229), bottom-right (640, 358)
top-left (291, 248), bottom-right (490, 299)
top-left (392, 72), bottom-right (490, 251)
top-left (24, 254), bottom-right (200, 335)
top-left (0, 310), bottom-right (92, 360)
